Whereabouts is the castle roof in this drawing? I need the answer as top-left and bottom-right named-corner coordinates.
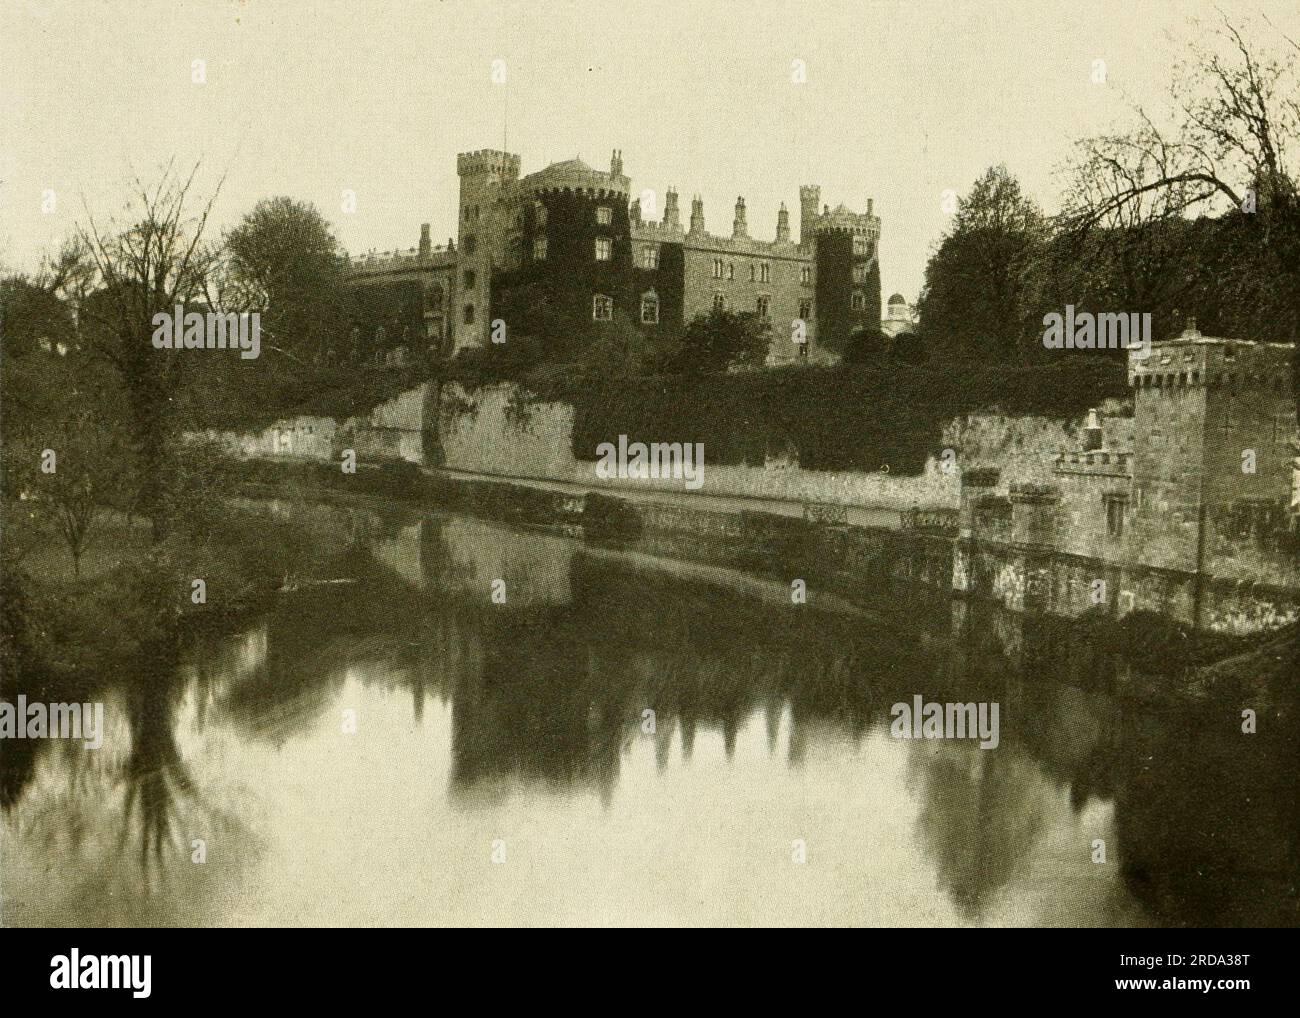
top-left (524, 156), bottom-right (628, 196)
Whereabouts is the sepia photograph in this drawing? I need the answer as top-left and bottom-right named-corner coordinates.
top-left (1, 0), bottom-right (1297, 965)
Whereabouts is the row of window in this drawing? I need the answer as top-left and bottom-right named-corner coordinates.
top-left (528, 236), bottom-right (612, 262)
top-left (708, 294), bottom-right (813, 320)
top-left (710, 259), bottom-right (792, 283)
top-left (593, 293), bottom-right (660, 324)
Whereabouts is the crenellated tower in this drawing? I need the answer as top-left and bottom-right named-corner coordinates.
top-left (455, 149), bottom-right (522, 348)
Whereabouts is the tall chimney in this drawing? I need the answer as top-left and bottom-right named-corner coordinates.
top-left (799, 185), bottom-right (820, 246)
top-left (776, 203), bottom-right (790, 243)
top-left (419, 223), bottom-right (431, 258)
top-left (732, 196), bottom-right (748, 238)
top-left (611, 149), bottom-right (623, 178)
top-left (689, 195), bottom-right (705, 235)
top-left (663, 188), bottom-right (680, 228)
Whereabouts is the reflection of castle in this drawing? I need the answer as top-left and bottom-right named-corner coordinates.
top-left (957, 325), bottom-right (1299, 632)
top-left (344, 149), bottom-right (881, 365)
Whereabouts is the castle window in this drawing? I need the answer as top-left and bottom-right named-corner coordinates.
top-left (533, 236), bottom-right (548, 261)
top-left (641, 292), bottom-right (659, 325)
top-left (760, 263), bottom-right (770, 283)
top-left (756, 296), bottom-right (770, 318)
top-left (851, 293), bottom-right (865, 311)
top-left (596, 206), bottom-right (612, 225)
top-left (853, 236), bottom-right (869, 255)
top-left (727, 263), bottom-right (735, 280)
top-left (593, 294), bottom-right (613, 321)
top-left (463, 235), bottom-right (477, 255)
top-left (463, 270), bottom-right (476, 289)
top-left (640, 245), bottom-right (659, 269)
top-left (801, 266), bottom-right (812, 285)
top-left (799, 299), bottom-right (812, 320)
top-left (462, 305), bottom-right (475, 325)
top-left (595, 237), bottom-right (612, 261)
top-left (712, 258), bottom-right (723, 279)
top-left (853, 265), bottom-right (867, 283)
top-left (749, 264), bottom-right (756, 282)
top-left (1105, 496), bottom-right (1125, 539)
top-left (712, 292), bottom-right (725, 312)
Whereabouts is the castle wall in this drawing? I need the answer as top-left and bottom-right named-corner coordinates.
top-left (678, 234), bottom-right (813, 360)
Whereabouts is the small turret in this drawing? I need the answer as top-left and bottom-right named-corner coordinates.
top-left (611, 149), bottom-right (623, 178)
top-left (419, 223), bottom-right (431, 258)
top-left (630, 198), bottom-right (642, 224)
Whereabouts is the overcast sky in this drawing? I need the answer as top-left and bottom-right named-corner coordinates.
top-left (3, 0), bottom-right (1297, 301)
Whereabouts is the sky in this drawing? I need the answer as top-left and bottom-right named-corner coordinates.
top-left (3, 0), bottom-right (1298, 302)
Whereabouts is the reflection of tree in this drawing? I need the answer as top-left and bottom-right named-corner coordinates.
top-left (119, 638), bottom-right (200, 876)
top-left (908, 745), bottom-right (1050, 923)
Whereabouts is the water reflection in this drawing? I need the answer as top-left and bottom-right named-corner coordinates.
top-left (3, 507), bottom-right (1296, 926)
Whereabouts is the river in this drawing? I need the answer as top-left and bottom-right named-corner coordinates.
top-left (3, 504), bottom-right (1296, 927)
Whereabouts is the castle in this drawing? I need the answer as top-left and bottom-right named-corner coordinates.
top-left (345, 149), bottom-right (881, 365)
top-left (957, 325), bottom-right (1299, 632)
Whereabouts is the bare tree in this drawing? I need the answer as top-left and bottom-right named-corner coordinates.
top-left (1060, 11), bottom-right (1300, 338)
top-left (74, 160), bottom-right (225, 543)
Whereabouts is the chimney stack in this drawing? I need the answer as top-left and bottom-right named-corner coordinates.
top-left (732, 196), bottom-right (748, 238)
top-left (419, 223), bottom-right (431, 258)
top-left (663, 188), bottom-right (680, 228)
top-left (689, 195), bottom-right (705, 235)
top-left (776, 203), bottom-right (791, 243)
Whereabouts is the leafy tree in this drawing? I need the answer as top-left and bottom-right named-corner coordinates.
top-left (843, 326), bottom-right (889, 366)
top-left (916, 166), bottom-right (1047, 362)
top-left (0, 277), bottom-right (77, 359)
top-left (668, 309), bottom-right (771, 374)
top-left (222, 196), bottom-right (351, 363)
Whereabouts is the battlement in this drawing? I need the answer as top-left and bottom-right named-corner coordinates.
top-left (1053, 449), bottom-right (1132, 477)
top-left (457, 149), bottom-right (522, 178)
top-left (523, 157), bottom-right (629, 197)
top-left (630, 220), bottom-right (686, 243)
top-left (680, 230), bottom-right (808, 259)
top-left (810, 202), bottom-right (880, 239)
top-left (345, 245), bottom-right (456, 275)
top-left (1128, 325), bottom-right (1294, 393)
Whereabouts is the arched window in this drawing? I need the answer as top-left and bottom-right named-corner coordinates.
top-left (592, 294), bottom-right (613, 321)
top-left (641, 291), bottom-right (659, 325)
